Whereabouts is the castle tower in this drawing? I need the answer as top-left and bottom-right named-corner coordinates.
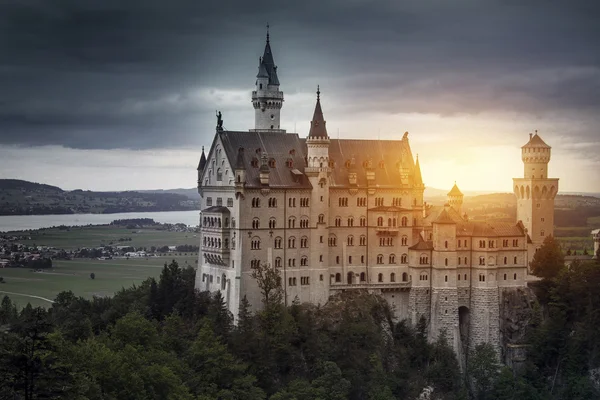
top-left (251, 27), bottom-right (284, 132)
top-left (513, 132), bottom-right (559, 248)
top-left (305, 86), bottom-right (331, 304)
top-left (592, 229), bottom-right (600, 259)
top-left (447, 182), bottom-right (464, 215)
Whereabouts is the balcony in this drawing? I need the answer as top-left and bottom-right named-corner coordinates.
top-left (375, 226), bottom-right (400, 236)
top-left (330, 281), bottom-right (411, 291)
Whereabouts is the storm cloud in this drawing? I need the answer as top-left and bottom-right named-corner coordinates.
top-left (1, 0), bottom-right (599, 150)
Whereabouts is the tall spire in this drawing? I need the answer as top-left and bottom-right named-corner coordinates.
top-left (308, 86), bottom-right (328, 139)
top-left (197, 146), bottom-right (207, 171)
top-left (414, 154), bottom-right (423, 186)
top-left (261, 25), bottom-right (279, 85)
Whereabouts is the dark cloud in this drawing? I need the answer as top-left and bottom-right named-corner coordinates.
top-left (1, 0), bottom-right (599, 149)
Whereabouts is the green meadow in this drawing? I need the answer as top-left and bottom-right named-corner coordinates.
top-left (0, 256), bottom-right (198, 309)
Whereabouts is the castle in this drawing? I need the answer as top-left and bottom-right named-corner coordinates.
top-left (195, 31), bottom-right (559, 355)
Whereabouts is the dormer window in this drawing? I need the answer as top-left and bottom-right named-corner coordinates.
top-left (251, 158), bottom-right (259, 168)
top-left (286, 158), bottom-right (293, 168)
top-left (268, 158), bottom-right (276, 168)
top-left (259, 83), bottom-right (263, 89)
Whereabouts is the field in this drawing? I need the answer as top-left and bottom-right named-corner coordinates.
top-left (11, 225), bottom-right (198, 250)
top-left (0, 256), bottom-right (197, 309)
top-left (1, 224), bottom-right (201, 308)
top-left (554, 215), bottom-right (599, 253)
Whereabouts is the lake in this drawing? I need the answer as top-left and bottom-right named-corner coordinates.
top-left (0, 210), bottom-right (201, 232)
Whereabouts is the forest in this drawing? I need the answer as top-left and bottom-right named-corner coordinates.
top-left (0, 239), bottom-right (599, 399)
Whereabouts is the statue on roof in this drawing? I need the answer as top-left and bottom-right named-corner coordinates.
top-left (216, 110), bottom-right (223, 132)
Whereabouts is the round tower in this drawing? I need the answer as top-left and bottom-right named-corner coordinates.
top-left (521, 130), bottom-right (551, 179)
top-left (513, 131), bottom-right (559, 248)
top-left (447, 182), bottom-right (463, 215)
top-left (592, 229), bottom-right (600, 259)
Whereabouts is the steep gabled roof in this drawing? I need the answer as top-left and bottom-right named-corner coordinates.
top-left (220, 131), bottom-right (311, 189)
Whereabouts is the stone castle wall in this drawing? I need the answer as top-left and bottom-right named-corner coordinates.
top-left (469, 287), bottom-right (500, 353)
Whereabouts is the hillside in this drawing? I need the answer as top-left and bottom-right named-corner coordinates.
top-left (0, 179), bottom-right (200, 215)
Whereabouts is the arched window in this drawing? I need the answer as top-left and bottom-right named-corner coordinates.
top-left (445, 258), bottom-right (448, 266)
top-left (514, 256), bottom-right (518, 264)
top-left (275, 257), bottom-right (282, 267)
top-left (288, 217), bottom-right (296, 229)
top-left (402, 272), bottom-right (408, 282)
top-left (252, 198), bottom-right (260, 208)
top-left (301, 236), bottom-right (308, 248)
top-left (360, 235), bottom-right (367, 246)
top-left (377, 254), bottom-right (383, 264)
top-left (301, 256), bottom-right (308, 266)
top-left (390, 273), bottom-right (396, 282)
top-left (335, 273), bottom-right (341, 282)
top-left (251, 237), bottom-right (261, 250)
top-left (318, 214), bottom-right (325, 224)
top-left (347, 272), bottom-right (353, 284)
top-left (360, 217), bottom-right (367, 226)
top-left (401, 236), bottom-right (408, 246)
top-left (274, 237), bottom-right (282, 249)
top-left (401, 216), bottom-right (408, 227)
top-left (360, 272), bottom-right (366, 282)
top-left (444, 240), bottom-right (448, 249)
top-left (288, 237), bottom-right (296, 248)
top-left (328, 235), bottom-right (337, 247)
top-left (389, 254), bottom-right (396, 264)
top-left (269, 218), bottom-right (276, 229)
top-left (347, 235), bottom-right (354, 246)
top-left (300, 217), bottom-right (309, 228)
top-left (252, 218), bottom-right (260, 229)
top-left (216, 168), bottom-right (223, 181)
top-left (503, 256), bottom-right (507, 265)
top-left (479, 256), bottom-right (485, 266)
top-left (378, 273), bottom-right (383, 282)
top-left (401, 254), bottom-right (408, 263)
top-left (458, 274), bottom-right (461, 281)
top-left (377, 217), bottom-right (383, 226)
top-left (444, 275), bottom-right (448, 282)
top-left (503, 273), bottom-right (507, 280)
top-left (335, 217), bottom-right (341, 227)
top-left (221, 274), bottom-right (227, 290)
top-left (348, 217), bottom-right (354, 226)
top-left (514, 273), bottom-right (517, 280)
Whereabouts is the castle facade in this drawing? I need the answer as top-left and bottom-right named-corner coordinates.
top-left (195, 32), bottom-right (558, 355)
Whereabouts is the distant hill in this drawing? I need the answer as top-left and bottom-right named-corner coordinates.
top-left (137, 188), bottom-right (200, 200)
top-left (0, 179), bottom-right (200, 216)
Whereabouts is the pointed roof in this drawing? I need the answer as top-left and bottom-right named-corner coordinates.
top-left (409, 234), bottom-right (434, 250)
top-left (448, 182), bottom-right (463, 196)
top-left (197, 146), bottom-right (206, 171)
top-left (433, 208), bottom-right (456, 224)
top-left (414, 155), bottom-right (423, 186)
top-left (308, 86), bottom-right (329, 139)
top-left (522, 131), bottom-right (550, 149)
top-left (260, 28), bottom-right (279, 86)
top-left (256, 58), bottom-right (269, 78)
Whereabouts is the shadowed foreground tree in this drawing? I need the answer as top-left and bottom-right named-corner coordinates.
top-left (530, 235), bottom-right (564, 280)
top-left (251, 261), bottom-right (283, 307)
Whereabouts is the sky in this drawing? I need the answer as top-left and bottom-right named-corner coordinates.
top-left (1, 0), bottom-right (599, 193)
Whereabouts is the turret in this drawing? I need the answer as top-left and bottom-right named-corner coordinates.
top-left (305, 86), bottom-right (331, 173)
top-left (234, 147), bottom-right (246, 185)
top-left (251, 27), bottom-right (284, 131)
top-left (447, 182), bottom-right (463, 215)
top-left (414, 155), bottom-right (424, 188)
top-left (197, 146), bottom-right (206, 188)
top-left (521, 130), bottom-right (551, 179)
